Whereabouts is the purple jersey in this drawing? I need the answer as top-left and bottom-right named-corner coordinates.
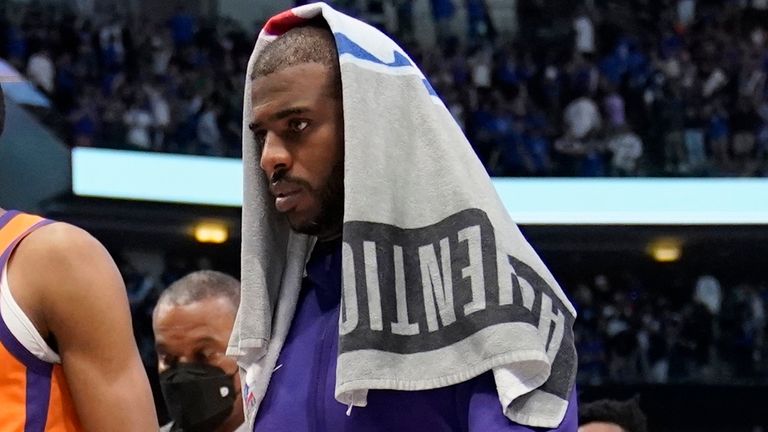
top-left (254, 240), bottom-right (578, 431)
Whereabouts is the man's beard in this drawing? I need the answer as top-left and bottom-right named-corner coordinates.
top-left (290, 158), bottom-right (344, 240)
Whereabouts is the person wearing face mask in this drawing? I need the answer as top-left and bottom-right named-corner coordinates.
top-left (153, 270), bottom-right (245, 432)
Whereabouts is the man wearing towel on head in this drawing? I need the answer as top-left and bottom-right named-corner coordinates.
top-left (229, 3), bottom-right (579, 431)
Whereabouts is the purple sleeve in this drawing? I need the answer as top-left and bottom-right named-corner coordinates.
top-left (465, 372), bottom-right (579, 432)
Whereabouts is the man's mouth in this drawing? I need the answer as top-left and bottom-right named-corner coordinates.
top-left (275, 190), bottom-right (301, 213)
top-left (271, 182), bottom-right (303, 213)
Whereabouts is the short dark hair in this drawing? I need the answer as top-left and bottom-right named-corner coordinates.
top-left (251, 20), bottom-right (341, 98)
top-left (155, 270), bottom-right (240, 313)
top-left (579, 397), bottom-right (648, 432)
top-left (0, 85), bottom-right (5, 136)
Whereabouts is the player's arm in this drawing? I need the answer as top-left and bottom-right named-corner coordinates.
top-left (19, 223), bottom-right (158, 431)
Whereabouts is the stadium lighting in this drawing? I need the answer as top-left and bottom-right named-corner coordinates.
top-left (193, 222), bottom-right (229, 244)
top-left (648, 238), bottom-right (682, 263)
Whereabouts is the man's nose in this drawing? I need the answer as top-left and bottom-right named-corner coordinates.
top-left (260, 132), bottom-right (291, 179)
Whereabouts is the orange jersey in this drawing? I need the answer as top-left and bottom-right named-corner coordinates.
top-left (0, 211), bottom-right (83, 431)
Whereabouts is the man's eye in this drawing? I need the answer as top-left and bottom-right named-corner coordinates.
top-left (253, 130), bottom-right (267, 145)
top-left (289, 119), bottom-right (309, 132)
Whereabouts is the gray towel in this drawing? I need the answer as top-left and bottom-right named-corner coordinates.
top-left (228, 2), bottom-right (577, 428)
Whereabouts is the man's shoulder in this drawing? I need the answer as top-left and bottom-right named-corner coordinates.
top-left (10, 221), bottom-right (108, 286)
top-left (10, 220), bottom-right (122, 313)
top-left (15, 221), bottom-right (101, 261)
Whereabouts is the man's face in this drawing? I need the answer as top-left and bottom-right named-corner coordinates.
top-left (249, 62), bottom-right (344, 239)
top-left (153, 297), bottom-right (242, 423)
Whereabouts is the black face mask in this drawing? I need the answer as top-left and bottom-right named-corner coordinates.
top-left (159, 363), bottom-right (237, 432)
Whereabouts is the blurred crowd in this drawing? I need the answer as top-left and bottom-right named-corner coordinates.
top-left (573, 272), bottom-right (767, 385)
top-left (0, 4), bottom-right (251, 157)
top-left (3, 0), bottom-right (768, 176)
top-left (408, 0), bottom-right (768, 177)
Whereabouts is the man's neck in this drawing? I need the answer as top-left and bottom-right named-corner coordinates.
top-left (317, 232), bottom-right (341, 242)
top-left (315, 223), bottom-right (343, 243)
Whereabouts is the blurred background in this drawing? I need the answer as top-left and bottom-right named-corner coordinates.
top-left (1, 0), bottom-right (767, 430)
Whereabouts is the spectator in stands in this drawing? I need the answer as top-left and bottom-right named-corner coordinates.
top-left (562, 90), bottom-right (602, 142)
top-left (101, 81), bottom-right (128, 146)
top-left (578, 397), bottom-right (648, 432)
top-left (197, 98), bottom-right (222, 155)
top-left (69, 93), bottom-right (98, 147)
top-left (574, 282), bottom-right (608, 384)
top-left (602, 84), bottom-right (626, 129)
top-left (701, 60), bottom-right (728, 100)
top-left (638, 308), bottom-right (669, 384)
top-left (695, 275), bottom-right (722, 316)
top-left (469, 44), bottom-right (493, 90)
top-left (731, 97), bottom-right (761, 175)
top-left (738, 52), bottom-right (766, 105)
top-left (606, 125), bottom-right (643, 176)
top-left (430, 0), bottom-right (456, 42)
top-left (674, 294), bottom-right (717, 380)
top-left (359, 0), bottom-right (388, 32)
top-left (392, 0), bottom-right (415, 42)
top-left (540, 55), bottom-right (564, 124)
top-left (150, 27), bottom-right (174, 77)
top-left (466, 0), bottom-right (494, 41)
top-left (556, 88), bottom-right (604, 175)
top-left (493, 47), bottom-right (523, 94)
top-left (153, 270), bottom-right (246, 432)
top-left (524, 110), bottom-right (554, 175)
top-left (169, 5), bottom-right (197, 49)
top-left (683, 275), bottom-right (723, 380)
top-left (26, 48), bottom-right (54, 94)
top-left (54, 53), bottom-right (78, 113)
top-left (470, 95), bottom-right (498, 163)
top-left (683, 103), bottom-right (707, 173)
top-left (573, 6), bottom-right (595, 57)
top-left (123, 92), bottom-right (154, 149)
top-left (488, 101), bottom-right (530, 175)
top-left (569, 52), bottom-right (600, 96)
top-left (145, 81), bottom-right (171, 150)
top-left (3, 20), bottom-right (28, 70)
top-left (677, 0), bottom-right (697, 30)
top-left (658, 82), bottom-right (686, 173)
top-left (119, 255), bottom-right (160, 367)
top-left (757, 100), bottom-right (768, 169)
top-left (721, 284), bottom-right (766, 379)
top-left (444, 88), bottom-right (467, 129)
top-left (98, 19), bottom-right (127, 71)
top-left (605, 293), bottom-right (641, 383)
top-left (576, 328), bottom-right (608, 385)
top-left (706, 99), bottom-right (731, 172)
